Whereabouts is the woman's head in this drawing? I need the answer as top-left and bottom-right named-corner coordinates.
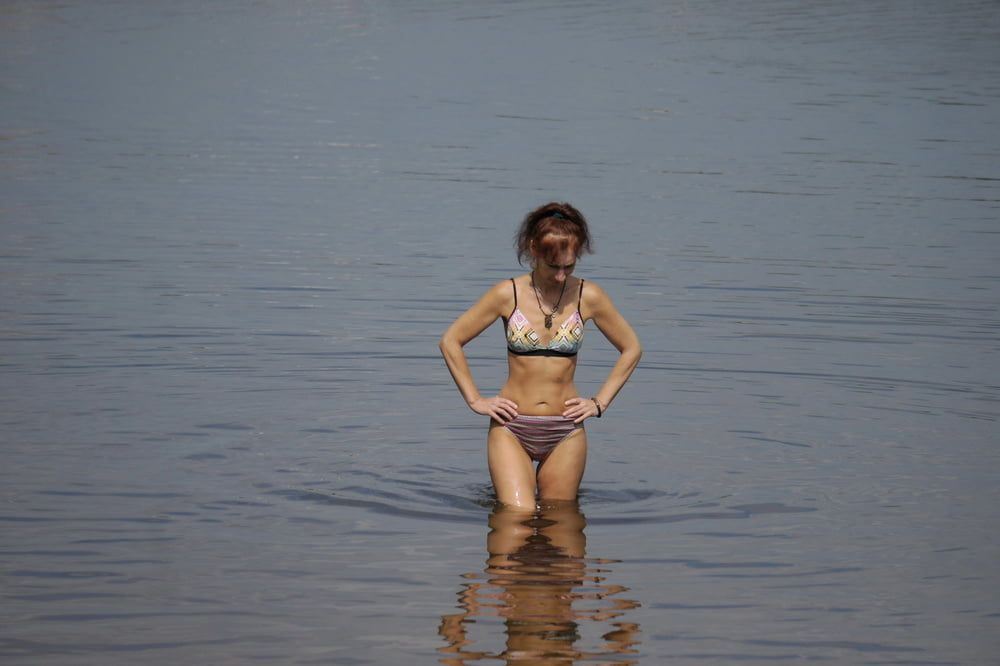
top-left (515, 202), bottom-right (593, 267)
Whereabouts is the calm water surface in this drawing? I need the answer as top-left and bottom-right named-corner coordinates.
top-left (2, 1), bottom-right (999, 664)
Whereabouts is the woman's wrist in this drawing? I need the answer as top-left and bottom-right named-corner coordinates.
top-left (591, 396), bottom-right (604, 418)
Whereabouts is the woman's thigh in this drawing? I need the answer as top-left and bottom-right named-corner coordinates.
top-left (536, 429), bottom-right (587, 501)
top-left (487, 423), bottom-right (537, 510)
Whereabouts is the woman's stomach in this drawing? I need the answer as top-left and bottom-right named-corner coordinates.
top-left (501, 363), bottom-right (578, 415)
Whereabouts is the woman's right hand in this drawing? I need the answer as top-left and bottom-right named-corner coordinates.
top-left (469, 396), bottom-right (519, 423)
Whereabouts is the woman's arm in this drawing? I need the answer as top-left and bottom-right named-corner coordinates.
top-left (563, 280), bottom-right (641, 422)
top-left (439, 281), bottom-right (519, 422)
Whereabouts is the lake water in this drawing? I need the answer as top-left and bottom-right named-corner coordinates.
top-left (2, 0), bottom-right (999, 664)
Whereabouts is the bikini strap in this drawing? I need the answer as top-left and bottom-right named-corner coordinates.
top-left (577, 279), bottom-right (585, 312)
top-left (509, 278), bottom-right (518, 318)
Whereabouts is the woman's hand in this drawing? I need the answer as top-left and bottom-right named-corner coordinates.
top-left (563, 397), bottom-right (600, 424)
top-left (470, 396), bottom-right (519, 423)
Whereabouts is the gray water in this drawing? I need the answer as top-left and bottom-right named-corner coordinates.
top-left (2, 0), bottom-right (999, 664)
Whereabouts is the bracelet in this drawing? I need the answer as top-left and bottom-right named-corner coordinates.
top-left (591, 397), bottom-right (603, 418)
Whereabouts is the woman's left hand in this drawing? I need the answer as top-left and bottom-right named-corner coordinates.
top-left (563, 397), bottom-right (600, 424)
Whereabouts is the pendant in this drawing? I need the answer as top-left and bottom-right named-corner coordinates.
top-left (544, 314), bottom-right (553, 329)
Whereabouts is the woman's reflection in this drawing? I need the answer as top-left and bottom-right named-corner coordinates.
top-left (439, 501), bottom-right (641, 665)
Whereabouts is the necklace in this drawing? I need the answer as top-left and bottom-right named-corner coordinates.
top-left (530, 271), bottom-right (567, 329)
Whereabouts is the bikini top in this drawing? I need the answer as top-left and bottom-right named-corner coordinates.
top-left (503, 277), bottom-right (585, 357)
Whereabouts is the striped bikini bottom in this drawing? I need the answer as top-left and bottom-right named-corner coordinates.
top-left (502, 415), bottom-right (582, 462)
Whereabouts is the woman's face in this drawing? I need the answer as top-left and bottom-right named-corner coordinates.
top-left (533, 235), bottom-right (578, 284)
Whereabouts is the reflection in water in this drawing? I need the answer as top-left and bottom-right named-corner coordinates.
top-left (439, 503), bottom-right (641, 665)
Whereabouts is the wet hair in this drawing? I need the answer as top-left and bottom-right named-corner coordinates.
top-left (514, 202), bottom-right (593, 265)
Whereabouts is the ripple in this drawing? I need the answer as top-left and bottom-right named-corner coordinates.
top-left (270, 473), bottom-right (818, 528)
top-left (268, 488), bottom-right (483, 524)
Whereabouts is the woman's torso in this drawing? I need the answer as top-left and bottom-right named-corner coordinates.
top-left (499, 275), bottom-right (585, 416)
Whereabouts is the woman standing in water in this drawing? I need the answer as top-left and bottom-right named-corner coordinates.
top-left (440, 202), bottom-right (641, 509)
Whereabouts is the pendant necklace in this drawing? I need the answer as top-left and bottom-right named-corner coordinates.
top-left (531, 271), bottom-right (567, 329)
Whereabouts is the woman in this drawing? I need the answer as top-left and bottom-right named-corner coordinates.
top-left (439, 202), bottom-right (641, 509)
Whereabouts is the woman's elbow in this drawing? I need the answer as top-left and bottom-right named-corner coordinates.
top-left (628, 340), bottom-right (643, 365)
top-left (439, 333), bottom-right (461, 356)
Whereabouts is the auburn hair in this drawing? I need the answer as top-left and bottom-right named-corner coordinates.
top-left (514, 202), bottom-right (593, 265)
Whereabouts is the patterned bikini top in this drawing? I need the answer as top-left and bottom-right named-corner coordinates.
top-left (503, 277), bottom-right (585, 357)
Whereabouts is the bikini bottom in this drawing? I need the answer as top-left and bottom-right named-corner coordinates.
top-left (502, 415), bottom-right (582, 463)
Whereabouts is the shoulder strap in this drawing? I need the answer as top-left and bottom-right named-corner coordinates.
top-left (577, 279), bottom-right (585, 311)
top-left (509, 278), bottom-right (518, 318)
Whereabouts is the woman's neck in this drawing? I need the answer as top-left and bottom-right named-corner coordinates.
top-left (531, 272), bottom-right (568, 304)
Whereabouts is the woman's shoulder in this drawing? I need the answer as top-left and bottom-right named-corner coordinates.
top-left (487, 276), bottom-right (519, 295)
top-left (481, 278), bottom-right (518, 313)
top-left (579, 277), bottom-right (608, 301)
top-left (501, 273), bottom-right (536, 295)
top-left (578, 277), bottom-right (611, 318)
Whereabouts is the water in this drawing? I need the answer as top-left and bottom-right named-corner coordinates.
top-left (2, 0), bottom-right (999, 663)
